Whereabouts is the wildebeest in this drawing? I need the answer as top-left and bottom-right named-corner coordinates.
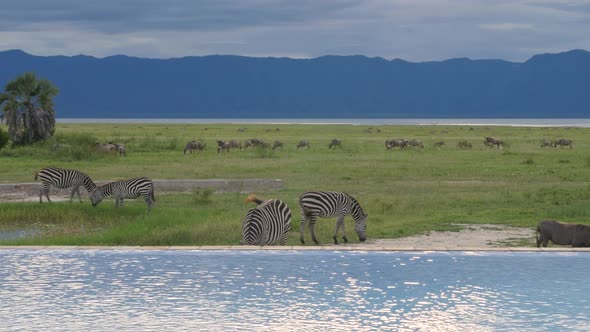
top-left (111, 143), bottom-right (126, 157)
top-left (385, 139), bottom-right (407, 150)
top-left (408, 139), bottom-right (424, 149)
top-left (244, 139), bottom-right (254, 149)
top-left (184, 140), bottom-right (204, 154)
top-left (106, 142), bottom-right (126, 156)
top-left (96, 143), bottom-right (116, 153)
top-left (216, 140), bottom-right (230, 153)
top-left (115, 144), bottom-right (127, 157)
top-left (297, 140), bottom-right (310, 150)
top-left (540, 140), bottom-right (553, 148)
top-left (433, 141), bottom-right (445, 148)
top-left (554, 138), bottom-right (573, 149)
top-left (536, 220), bottom-right (590, 247)
top-left (457, 140), bottom-right (472, 149)
top-left (484, 137), bottom-right (503, 148)
top-left (329, 139), bottom-right (342, 149)
top-left (227, 139), bottom-right (242, 150)
top-left (272, 140), bottom-right (284, 150)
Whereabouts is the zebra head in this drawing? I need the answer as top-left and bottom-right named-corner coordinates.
top-left (89, 188), bottom-right (104, 207)
top-left (354, 212), bottom-right (368, 242)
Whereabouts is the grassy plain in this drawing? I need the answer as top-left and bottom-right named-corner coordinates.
top-left (0, 123), bottom-right (589, 246)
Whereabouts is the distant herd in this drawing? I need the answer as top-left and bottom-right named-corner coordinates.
top-left (48, 136), bottom-right (575, 158)
top-left (154, 135), bottom-right (574, 156)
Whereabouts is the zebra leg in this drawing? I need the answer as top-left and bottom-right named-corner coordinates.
top-left (308, 219), bottom-right (319, 245)
top-left (333, 216), bottom-right (345, 245)
top-left (300, 216), bottom-right (306, 244)
top-left (279, 232), bottom-right (288, 246)
top-left (340, 216), bottom-right (348, 243)
top-left (144, 193), bottom-right (154, 213)
top-left (70, 186), bottom-right (81, 203)
top-left (41, 184), bottom-right (51, 203)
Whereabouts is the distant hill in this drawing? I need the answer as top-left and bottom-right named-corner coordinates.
top-left (1, 49), bottom-right (589, 118)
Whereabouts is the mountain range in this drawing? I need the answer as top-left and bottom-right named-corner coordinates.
top-left (1, 49), bottom-right (589, 118)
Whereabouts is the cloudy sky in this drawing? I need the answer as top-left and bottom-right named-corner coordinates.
top-left (1, 0), bottom-right (589, 62)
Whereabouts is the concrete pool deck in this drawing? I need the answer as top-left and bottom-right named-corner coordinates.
top-left (0, 179), bottom-right (284, 201)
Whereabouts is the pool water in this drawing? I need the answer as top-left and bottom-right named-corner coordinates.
top-left (0, 249), bottom-right (588, 331)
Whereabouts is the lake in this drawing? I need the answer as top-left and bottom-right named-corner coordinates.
top-left (57, 118), bottom-right (590, 127)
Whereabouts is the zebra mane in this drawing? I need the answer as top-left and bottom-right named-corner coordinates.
top-left (244, 194), bottom-right (265, 205)
top-left (81, 173), bottom-right (98, 192)
top-left (347, 193), bottom-right (365, 217)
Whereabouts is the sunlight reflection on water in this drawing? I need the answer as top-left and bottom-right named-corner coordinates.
top-left (0, 250), bottom-right (589, 331)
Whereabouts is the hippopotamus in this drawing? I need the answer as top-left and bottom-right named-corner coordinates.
top-left (536, 220), bottom-right (590, 247)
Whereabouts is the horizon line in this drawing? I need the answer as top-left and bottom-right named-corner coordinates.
top-left (2, 48), bottom-right (589, 64)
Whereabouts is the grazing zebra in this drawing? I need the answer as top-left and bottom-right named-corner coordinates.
top-left (35, 167), bottom-right (97, 203)
top-left (89, 177), bottom-right (156, 212)
top-left (241, 194), bottom-right (292, 245)
top-left (299, 191), bottom-right (368, 245)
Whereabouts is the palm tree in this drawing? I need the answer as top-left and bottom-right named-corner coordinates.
top-left (0, 72), bottom-right (59, 145)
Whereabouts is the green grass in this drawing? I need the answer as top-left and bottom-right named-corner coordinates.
top-left (0, 123), bottom-right (589, 246)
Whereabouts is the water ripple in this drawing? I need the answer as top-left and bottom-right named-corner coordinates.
top-left (0, 250), bottom-right (589, 331)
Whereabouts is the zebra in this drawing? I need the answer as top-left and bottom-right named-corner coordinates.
top-left (299, 191), bottom-right (368, 245)
top-left (89, 177), bottom-right (156, 212)
top-left (35, 167), bottom-right (97, 203)
top-left (241, 194), bottom-right (292, 245)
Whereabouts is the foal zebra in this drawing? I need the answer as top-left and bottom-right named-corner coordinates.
top-left (35, 167), bottom-right (97, 203)
top-left (241, 194), bottom-right (292, 245)
top-left (89, 177), bottom-right (156, 212)
top-left (299, 191), bottom-right (368, 244)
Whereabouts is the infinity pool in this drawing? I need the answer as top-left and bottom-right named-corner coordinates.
top-left (0, 249), bottom-right (588, 331)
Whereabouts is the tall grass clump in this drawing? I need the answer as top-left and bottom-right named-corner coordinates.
top-left (193, 188), bottom-right (214, 205)
top-left (253, 146), bottom-right (276, 158)
top-left (0, 131), bottom-right (101, 161)
top-left (132, 136), bottom-right (179, 152)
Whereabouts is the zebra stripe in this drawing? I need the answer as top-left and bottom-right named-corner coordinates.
top-left (241, 199), bottom-right (292, 245)
top-left (35, 167), bottom-right (97, 203)
top-left (299, 191), bottom-right (368, 244)
top-left (90, 177), bottom-right (155, 212)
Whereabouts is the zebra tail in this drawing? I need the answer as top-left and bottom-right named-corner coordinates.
top-left (34, 171), bottom-right (39, 181)
top-left (151, 189), bottom-right (156, 203)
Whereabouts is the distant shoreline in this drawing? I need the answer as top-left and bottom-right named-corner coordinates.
top-left (56, 118), bottom-right (590, 127)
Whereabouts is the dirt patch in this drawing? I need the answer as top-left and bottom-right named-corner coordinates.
top-left (347, 224), bottom-right (536, 249)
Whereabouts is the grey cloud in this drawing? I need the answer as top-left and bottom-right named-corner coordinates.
top-left (0, 0), bottom-right (589, 61)
top-left (0, 0), bottom-right (360, 33)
